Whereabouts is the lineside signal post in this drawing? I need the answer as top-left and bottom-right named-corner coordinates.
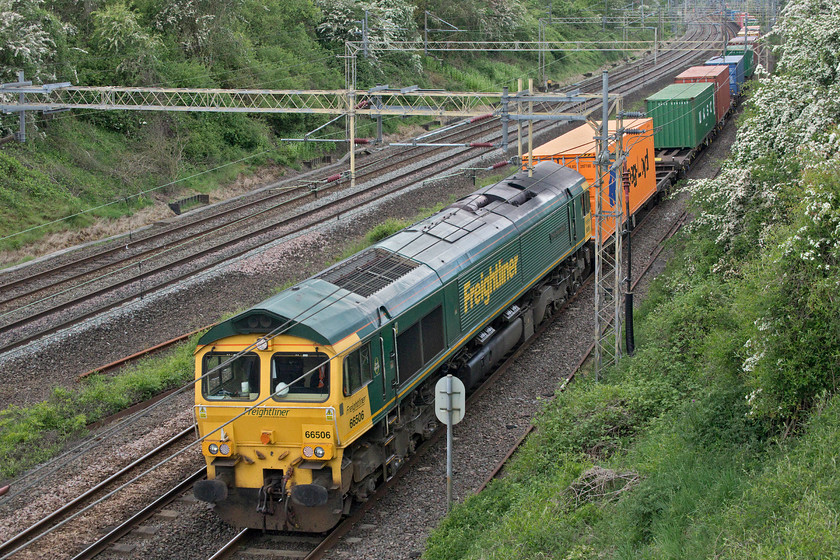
top-left (435, 374), bottom-right (465, 511)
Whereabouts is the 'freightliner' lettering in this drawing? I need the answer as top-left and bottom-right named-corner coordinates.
top-left (462, 255), bottom-right (519, 314)
top-left (249, 408), bottom-right (290, 418)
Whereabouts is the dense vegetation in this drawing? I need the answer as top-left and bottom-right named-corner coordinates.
top-left (0, 0), bottom-right (642, 255)
top-left (424, 0), bottom-right (840, 557)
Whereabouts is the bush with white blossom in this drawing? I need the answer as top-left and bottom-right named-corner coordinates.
top-left (680, 0), bottom-right (840, 423)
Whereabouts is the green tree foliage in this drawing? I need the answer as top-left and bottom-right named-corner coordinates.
top-left (153, 0), bottom-right (235, 61)
top-left (90, 2), bottom-right (161, 81)
top-left (738, 166), bottom-right (840, 423)
top-left (0, 0), bottom-right (72, 81)
top-left (417, 0), bottom-right (524, 39)
top-left (682, 0), bottom-right (840, 425)
top-left (315, 0), bottom-right (420, 64)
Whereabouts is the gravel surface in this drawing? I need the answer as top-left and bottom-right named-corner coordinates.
top-left (0, 171), bottom-right (486, 559)
top-left (0, 116), bottom-right (735, 558)
top-left (0, 392), bottom-right (199, 558)
top-left (0, 168), bottom-right (485, 409)
top-left (0, 23), bottom-right (724, 412)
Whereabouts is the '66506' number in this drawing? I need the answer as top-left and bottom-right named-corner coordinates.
top-left (349, 411), bottom-right (365, 428)
top-left (304, 430), bottom-right (331, 439)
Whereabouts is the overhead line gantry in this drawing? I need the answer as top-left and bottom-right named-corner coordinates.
top-left (0, 65), bottom-right (621, 189)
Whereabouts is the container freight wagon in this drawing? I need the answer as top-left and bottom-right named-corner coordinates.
top-left (705, 55), bottom-right (745, 96)
top-left (725, 44), bottom-right (755, 78)
top-left (646, 83), bottom-right (716, 149)
top-left (527, 119), bottom-right (655, 240)
top-left (674, 65), bottom-right (731, 123)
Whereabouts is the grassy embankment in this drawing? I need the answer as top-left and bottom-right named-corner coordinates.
top-left (424, 1), bottom-right (840, 557)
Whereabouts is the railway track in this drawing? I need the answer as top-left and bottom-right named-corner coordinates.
top-left (0, 24), bottom-right (730, 558)
top-left (67, 468), bottom-right (206, 560)
top-left (0, 168), bottom-right (701, 560)
top-left (50, 255), bottom-right (604, 560)
top-left (0, 426), bottom-right (198, 560)
top-left (0, 57), bottom-right (715, 560)
top-left (0, 20), bottom-right (733, 361)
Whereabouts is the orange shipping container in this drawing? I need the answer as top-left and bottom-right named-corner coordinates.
top-left (527, 119), bottom-right (656, 241)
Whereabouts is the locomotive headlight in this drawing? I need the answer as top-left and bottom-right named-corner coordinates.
top-left (314, 446), bottom-right (325, 458)
top-left (302, 445), bottom-right (314, 458)
top-left (208, 443), bottom-right (219, 455)
top-left (219, 443), bottom-right (231, 455)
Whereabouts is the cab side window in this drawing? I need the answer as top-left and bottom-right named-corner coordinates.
top-left (343, 344), bottom-right (372, 396)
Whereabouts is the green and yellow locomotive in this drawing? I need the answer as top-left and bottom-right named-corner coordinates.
top-left (193, 162), bottom-right (592, 531)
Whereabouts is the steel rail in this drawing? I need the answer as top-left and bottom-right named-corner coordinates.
top-left (0, 426), bottom-right (195, 557)
top-left (0, 128), bottom-right (525, 354)
top-left (206, 529), bottom-right (252, 560)
top-left (0, 23), bottom-right (726, 357)
top-left (69, 468), bottom-right (206, 560)
top-left (207, 270), bottom-right (597, 559)
top-left (196, 40), bottom-right (722, 552)
top-left (215, 200), bottom-right (688, 559)
top-left (0, 19), bottom-right (718, 308)
top-left (0, 22), bottom-right (733, 560)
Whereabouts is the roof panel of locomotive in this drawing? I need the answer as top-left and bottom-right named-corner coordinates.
top-left (198, 162), bottom-right (585, 347)
top-left (367, 162), bottom-right (586, 312)
top-left (378, 162), bottom-right (586, 279)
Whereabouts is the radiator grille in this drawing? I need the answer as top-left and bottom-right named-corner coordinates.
top-left (316, 248), bottom-right (419, 297)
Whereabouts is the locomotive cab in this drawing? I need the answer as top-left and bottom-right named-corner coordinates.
top-left (193, 327), bottom-right (365, 532)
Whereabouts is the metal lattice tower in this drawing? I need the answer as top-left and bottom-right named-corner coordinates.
top-left (593, 71), bottom-right (626, 379)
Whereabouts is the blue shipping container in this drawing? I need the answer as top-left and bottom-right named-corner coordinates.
top-left (705, 55), bottom-right (745, 96)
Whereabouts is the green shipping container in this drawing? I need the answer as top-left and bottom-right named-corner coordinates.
top-left (725, 45), bottom-right (755, 78)
top-left (646, 83), bottom-right (716, 149)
